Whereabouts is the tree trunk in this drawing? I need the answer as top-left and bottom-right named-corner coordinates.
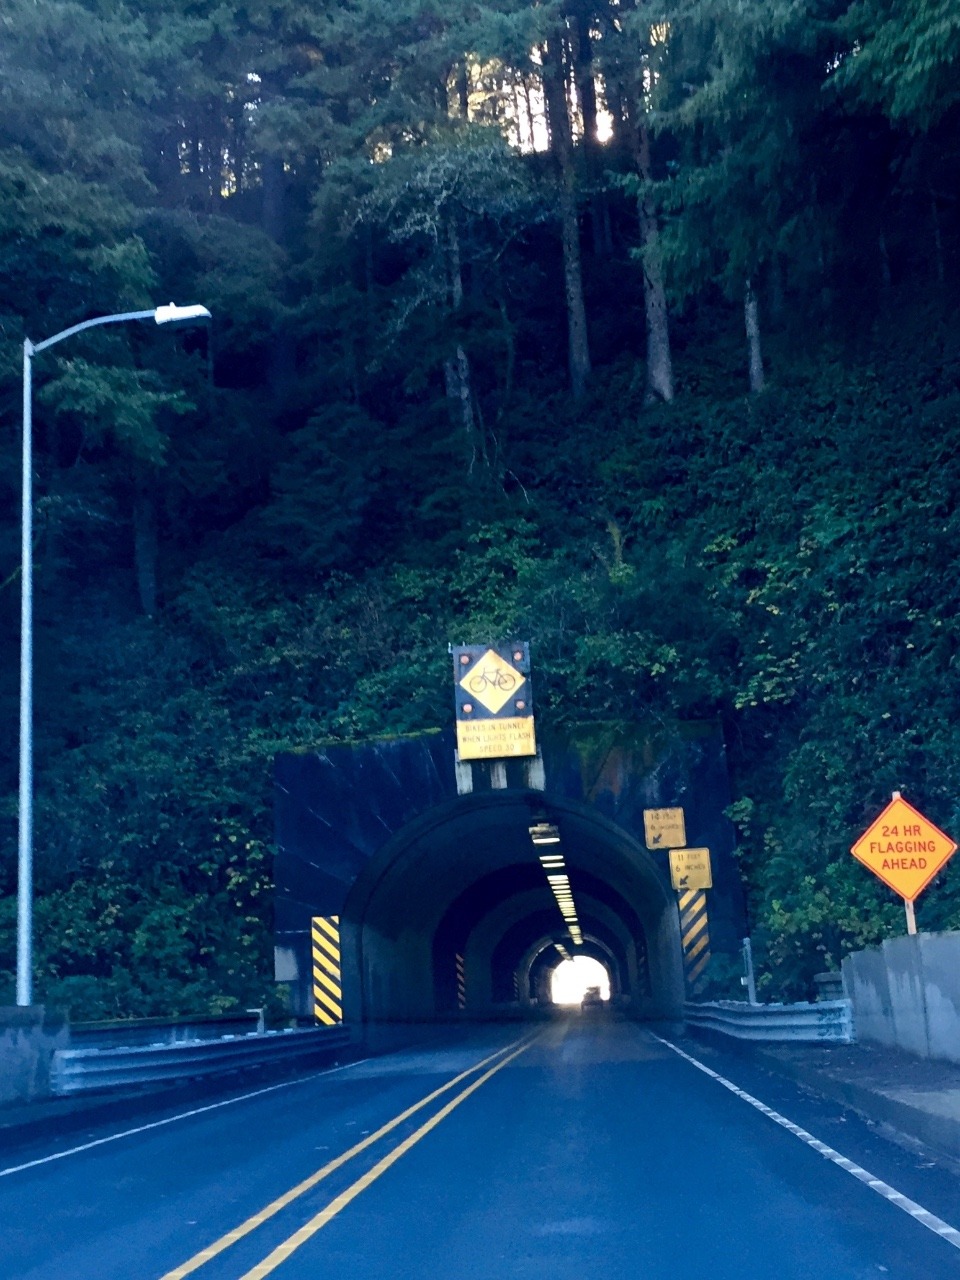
top-left (604, 75), bottom-right (626, 151)
top-left (262, 154), bottom-right (285, 243)
top-left (769, 253), bottom-right (785, 324)
top-left (445, 345), bottom-right (481, 472)
top-left (133, 472), bottom-right (158, 616)
top-left (571, 9), bottom-right (610, 258)
top-left (572, 8), bottom-right (599, 149)
top-left (929, 188), bottom-right (945, 285)
top-left (745, 279), bottom-right (766, 394)
top-left (878, 231), bottom-right (892, 290)
top-left (543, 36), bottom-right (591, 399)
top-left (448, 218), bottom-right (464, 310)
top-left (520, 78), bottom-right (538, 152)
top-left (455, 62), bottom-right (470, 119)
top-left (444, 219), bottom-right (480, 471)
top-left (633, 121), bottom-right (674, 403)
top-left (261, 153), bottom-right (296, 398)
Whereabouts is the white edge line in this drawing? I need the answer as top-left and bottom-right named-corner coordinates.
top-left (651, 1032), bottom-right (960, 1252)
top-left (0, 1058), bottom-right (371, 1180)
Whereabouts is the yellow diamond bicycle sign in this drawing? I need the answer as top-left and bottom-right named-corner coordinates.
top-left (459, 648), bottom-right (524, 715)
top-left (452, 643), bottom-right (536, 761)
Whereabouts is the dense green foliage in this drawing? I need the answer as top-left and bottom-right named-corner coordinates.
top-left (1, 0), bottom-right (958, 1015)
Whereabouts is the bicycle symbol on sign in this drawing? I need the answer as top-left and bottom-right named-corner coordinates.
top-left (467, 667), bottom-right (517, 695)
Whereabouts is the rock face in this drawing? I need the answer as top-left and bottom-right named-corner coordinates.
top-left (274, 721), bottom-right (747, 1020)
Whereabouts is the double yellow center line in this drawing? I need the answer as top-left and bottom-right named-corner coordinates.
top-left (159, 1032), bottom-right (538, 1280)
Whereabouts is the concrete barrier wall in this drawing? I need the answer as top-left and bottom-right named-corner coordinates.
top-left (842, 932), bottom-right (960, 1064)
top-left (0, 1006), bottom-right (69, 1103)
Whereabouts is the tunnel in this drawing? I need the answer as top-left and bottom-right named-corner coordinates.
top-left (339, 791), bottom-right (683, 1023)
top-left (273, 723), bottom-right (747, 1024)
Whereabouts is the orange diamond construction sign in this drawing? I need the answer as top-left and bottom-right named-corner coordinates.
top-left (851, 795), bottom-right (957, 901)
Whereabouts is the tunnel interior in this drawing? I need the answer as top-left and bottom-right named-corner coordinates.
top-left (339, 789), bottom-right (685, 1023)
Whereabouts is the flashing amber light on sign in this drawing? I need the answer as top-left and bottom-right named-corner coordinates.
top-left (462, 703), bottom-right (473, 714)
top-left (516, 700), bottom-right (526, 710)
top-left (513, 650), bottom-right (523, 661)
top-left (459, 654), bottom-right (470, 664)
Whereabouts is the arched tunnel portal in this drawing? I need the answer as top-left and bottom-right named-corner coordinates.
top-left (341, 793), bottom-right (678, 1021)
top-left (273, 723), bottom-right (746, 1026)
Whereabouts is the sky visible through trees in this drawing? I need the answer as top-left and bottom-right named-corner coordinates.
top-left (1, 0), bottom-right (959, 1016)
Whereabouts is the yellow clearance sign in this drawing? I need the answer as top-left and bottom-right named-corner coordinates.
top-left (643, 807), bottom-right (686, 850)
top-left (851, 795), bottom-right (957, 901)
top-left (669, 847), bottom-right (712, 892)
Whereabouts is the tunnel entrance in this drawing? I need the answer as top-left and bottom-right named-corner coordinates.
top-left (340, 792), bottom-right (680, 1022)
top-left (274, 722), bottom-right (747, 1024)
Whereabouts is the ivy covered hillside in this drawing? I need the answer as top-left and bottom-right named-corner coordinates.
top-left (1, 0), bottom-right (959, 1016)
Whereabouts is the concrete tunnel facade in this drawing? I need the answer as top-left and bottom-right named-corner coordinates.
top-left (273, 722), bottom-right (747, 1025)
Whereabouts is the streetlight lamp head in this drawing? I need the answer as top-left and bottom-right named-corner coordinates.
top-left (154, 303), bottom-right (212, 325)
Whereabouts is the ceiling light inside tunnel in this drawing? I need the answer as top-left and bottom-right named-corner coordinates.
top-left (532, 820), bottom-right (585, 951)
top-left (530, 823), bottom-right (560, 845)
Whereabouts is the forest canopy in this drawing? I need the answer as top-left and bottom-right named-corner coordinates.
top-left (1, 0), bottom-right (959, 1016)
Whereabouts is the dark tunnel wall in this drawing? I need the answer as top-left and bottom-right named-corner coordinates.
top-left (274, 722), bottom-right (746, 1021)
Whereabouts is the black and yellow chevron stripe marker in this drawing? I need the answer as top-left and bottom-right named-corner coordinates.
top-left (311, 916), bottom-right (343, 1026)
top-left (678, 889), bottom-right (711, 993)
top-left (455, 953), bottom-right (466, 1010)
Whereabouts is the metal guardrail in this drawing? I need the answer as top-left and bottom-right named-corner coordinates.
top-left (684, 999), bottom-right (855, 1044)
top-left (51, 1025), bottom-right (353, 1096)
top-left (69, 1013), bottom-right (263, 1050)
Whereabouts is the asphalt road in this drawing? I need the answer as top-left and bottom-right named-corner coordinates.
top-left (3, 1017), bottom-right (960, 1279)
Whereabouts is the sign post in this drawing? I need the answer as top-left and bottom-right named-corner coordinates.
top-left (904, 898), bottom-right (918, 936)
top-left (850, 791), bottom-right (957, 934)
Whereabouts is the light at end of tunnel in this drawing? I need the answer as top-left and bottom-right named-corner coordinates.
top-left (551, 954), bottom-right (609, 1004)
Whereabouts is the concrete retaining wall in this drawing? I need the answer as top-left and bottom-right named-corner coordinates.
top-left (842, 932), bottom-right (960, 1064)
top-left (0, 1006), bottom-right (69, 1103)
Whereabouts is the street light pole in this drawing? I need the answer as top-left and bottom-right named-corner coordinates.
top-left (16, 304), bottom-right (211, 1006)
top-left (17, 340), bottom-right (34, 1007)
